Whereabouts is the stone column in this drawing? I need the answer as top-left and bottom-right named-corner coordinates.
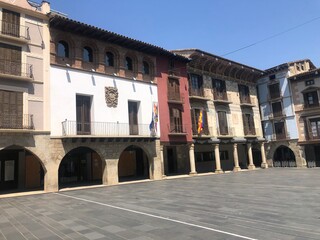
top-left (260, 142), bottom-right (268, 169)
top-left (189, 143), bottom-right (197, 175)
top-left (160, 144), bottom-right (166, 178)
top-left (102, 159), bottom-right (119, 186)
top-left (44, 163), bottom-right (59, 192)
top-left (214, 144), bottom-right (223, 173)
top-left (247, 143), bottom-right (255, 170)
top-left (233, 143), bottom-right (241, 172)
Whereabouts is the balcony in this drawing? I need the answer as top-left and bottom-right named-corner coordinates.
top-left (192, 124), bottom-right (212, 137)
top-left (272, 132), bottom-right (290, 141)
top-left (0, 114), bottom-right (34, 130)
top-left (244, 127), bottom-right (258, 137)
top-left (0, 59), bottom-right (33, 81)
top-left (168, 124), bottom-right (187, 135)
top-left (303, 103), bottom-right (320, 110)
top-left (189, 88), bottom-right (208, 100)
top-left (306, 128), bottom-right (320, 141)
top-left (269, 110), bottom-right (285, 119)
top-left (240, 96), bottom-right (255, 107)
top-left (0, 20), bottom-right (30, 43)
top-left (217, 127), bottom-right (234, 138)
top-left (268, 92), bottom-right (282, 101)
top-left (213, 91), bottom-right (232, 104)
top-left (167, 92), bottom-right (184, 104)
top-left (62, 120), bottom-right (156, 137)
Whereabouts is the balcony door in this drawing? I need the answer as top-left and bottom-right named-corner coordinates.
top-left (76, 95), bottom-right (91, 135)
top-left (2, 9), bottom-right (20, 38)
top-left (168, 78), bottom-right (180, 101)
top-left (309, 118), bottom-right (320, 139)
top-left (0, 43), bottom-right (21, 76)
top-left (170, 107), bottom-right (183, 133)
top-left (218, 111), bottom-right (228, 135)
top-left (274, 121), bottom-right (286, 140)
top-left (128, 101), bottom-right (139, 135)
top-left (242, 113), bottom-right (255, 135)
top-left (0, 90), bottom-right (23, 129)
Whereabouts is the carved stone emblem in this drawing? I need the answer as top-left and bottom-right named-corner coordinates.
top-left (105, 87), bottom-right (118, 108)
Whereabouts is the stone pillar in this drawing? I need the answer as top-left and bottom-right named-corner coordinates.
top-left (152, 140), bottom-right (163, 180)
top-left (102, 159), bottom-right (119, 186)
top-left (44, 163), bottom-right (59, 192)
top-left (160, 144), bottom-right (166, 177)
top-left (260, 142), bottom-right (268, 169)
top-left (247, 143), bottom-right (255, 170)
top-left (189, 143), bottom-right (197, 175)
top-left (233, 143), bottom-right (241, 172)
top-left (214, 144), bottom-right (223, 173)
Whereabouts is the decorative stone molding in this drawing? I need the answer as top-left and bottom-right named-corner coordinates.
top-left (105, 86), bottom-right (118, 108)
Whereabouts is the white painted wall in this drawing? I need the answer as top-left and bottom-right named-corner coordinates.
top-left (50, 66), bottom-right (159, 136)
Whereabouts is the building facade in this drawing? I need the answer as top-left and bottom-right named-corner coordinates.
top-left (0, 0), bottom-right (50, 192)
top-left (289, 68), bottom-right (320, 167)
top-left (173, 49), bottom-right (268, 173)
top-left (257, 60), bottom-right (315, 167)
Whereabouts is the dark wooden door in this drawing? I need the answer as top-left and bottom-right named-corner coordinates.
top-left (128, 101), bottom-right (139, 135)
top-left (76, 95), bottom-right (91, 135)
top-left (218, 111), bottom-right (228, 135)
top-left (170, 108), bottom-right (182, 133)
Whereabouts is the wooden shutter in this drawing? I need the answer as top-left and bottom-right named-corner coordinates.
top-left (0, 90), bottom-right (22, 128)
top-left (128, 102), bottom-right (138, 135)
top-left (218, 111), bottom-right (228, 135)
top-left (76, 95), bottom-right (91, 134)
top-left (2, 9), bottom-right (20, 37)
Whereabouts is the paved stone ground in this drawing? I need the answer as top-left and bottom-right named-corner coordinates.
top-left (1, 168), bottom-right (320, 240)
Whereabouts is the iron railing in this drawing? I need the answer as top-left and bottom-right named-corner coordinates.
top-left (189, 88), bottom-right (205, 98)
top-left (168, 124), bottom-right (187, 134)
top-left (61, 120), bottom-right (156, 137)
top-left (239, 95), bottom-right (251, 104)
top-left (244, 126), bottom-right (257, 136)
top-left (213, 91), bottom-right (228, 101)
top-left (272, 132), bottom-right (290, 140)
top-left (217, 127), bottom-right (234, 136)
top-left (307, 128), bottom-right (320, 140)
top-left (0, 59), bottom-right (33, 78)
top-left (0, 114), bottom-right (34, 129)
top-left (1, 20), bottom-right (30, 40)
top-left (268, 92), bottom-right (282, 101)
top-left (303, 103), bottom-right (320, 109)
top-left (192, 124), bottom-right (211, 136)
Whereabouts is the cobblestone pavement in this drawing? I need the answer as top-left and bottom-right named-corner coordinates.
top-left (1, 168), bottom-right (320, 240)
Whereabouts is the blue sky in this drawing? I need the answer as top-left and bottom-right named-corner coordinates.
top-left (47, 0), bottom-right (320, 70)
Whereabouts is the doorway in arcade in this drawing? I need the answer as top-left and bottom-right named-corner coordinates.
top-left (0, 146), bottom-right (44, 192)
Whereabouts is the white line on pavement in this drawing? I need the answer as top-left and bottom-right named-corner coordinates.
top-left (55, 193), bottom-right (258, 240)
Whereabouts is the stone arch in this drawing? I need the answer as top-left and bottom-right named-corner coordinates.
top-left (117, 144), bottom-right (152, 182)
top-left (272, 145), bottom-right (297, 167)
top-left (0, 145), bottom-right (46, 191)
top-left (58, 146), bottom-right (104, 189)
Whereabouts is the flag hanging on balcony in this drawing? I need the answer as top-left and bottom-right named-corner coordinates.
top-left (149, 102), bottom-right (158, 135)
top-left (197, 110), bottom-right (204, 134)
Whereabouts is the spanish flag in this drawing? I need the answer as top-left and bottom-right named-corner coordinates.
top-left (197, 110), bottom-right (204, 134)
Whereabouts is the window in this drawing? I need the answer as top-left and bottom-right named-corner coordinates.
top-left (189, 74), bottom-right (203, 96)
top-left (0, 90), bottom-right (23, 129)
top-left (305, 79), bottom-right (315, 86)
top-left (195, 152), bottom-right (214, 162)
top-left (167, 78), bottom-right (181, 101)
top-left (304, 91), bottom-right (319, 108)
top-left (2, 9), bottom-right (20, 38)
top-left (169, 107), bottom-right (183, 133)
top-left (271, 101), bottom-right (283, 117)
top-left (238, 84), bottom-right (250, 103)
top-left (217, 111), bottom-right (228, 135)
top-left (309, 118), bottom-right (320, 139)
top-left (0, 42), bottom-right (22, 76)
top-left (220, 151), bottom-right (229, 161)
top-left (274, 121), bottom-right (286, 140)
top-left (191, 108), bottom-right (208, 135)
top-left (212, 79), bottom-right (227, 100)
top-left (125, 57), bottom-right (133, 71)
top-left (143, 61), bottom-right (150, 75)
top-left (242, 113), bottom-right (255, 135)
top-left (105, 52), bottom-right (114, 67)
top-left (83, 46), bottom-right (93, 62)
top-left (57, 41), bottom-right (69, 58)
top-left (268, 83), bottom-right (281, 99)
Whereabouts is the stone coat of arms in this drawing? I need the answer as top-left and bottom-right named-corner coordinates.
top-left (105, 87), bottom-right (118, 108)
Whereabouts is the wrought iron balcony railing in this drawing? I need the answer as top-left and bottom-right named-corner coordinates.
top-left (0, 114), bottom-right (34, 129)
top-left (271, 132), bottom-right (290, 141)
top-left (244, 127), bottom-right (258, 136)
top-left (306, 128), bottom-right (320, 140)
top-left (192, 124), bottom-right (211, 136)
top-left (213, 91), bottom-right (228, 101)
top-left (189, 88), bottom-right (205, 98)
top-left (217, 126), bottom-right (234, 137)
top-left (61, 120), bottom-right (156, 137)
top-left (303, 103), bottom-right (320, 109)
top-left (1, 20), bottom-right (30, 40)
top-left (168, 124), bottom-right (187, 134)
top-left (0, 59), bottom-right (33, 79)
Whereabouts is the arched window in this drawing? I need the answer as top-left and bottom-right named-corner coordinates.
top-left (57, 40), bottom-right (69, 58)
top-left (105, 52), bottom-right (114, 67)
top-left (143, 61), bottom-right (150, 75)
top-left (83, 46), bottom-right (93, 62)
top-left (125, 57), bottom-right (133, 71)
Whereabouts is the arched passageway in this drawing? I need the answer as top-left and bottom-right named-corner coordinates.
top-left (0, 146), bottom-right (44, 192)
top-left (273, 146), bottom-right (296, 167)
top-left (59, 147), bottom-right (103, 189)
top-left (118, 145), bottom-right (150, 182)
